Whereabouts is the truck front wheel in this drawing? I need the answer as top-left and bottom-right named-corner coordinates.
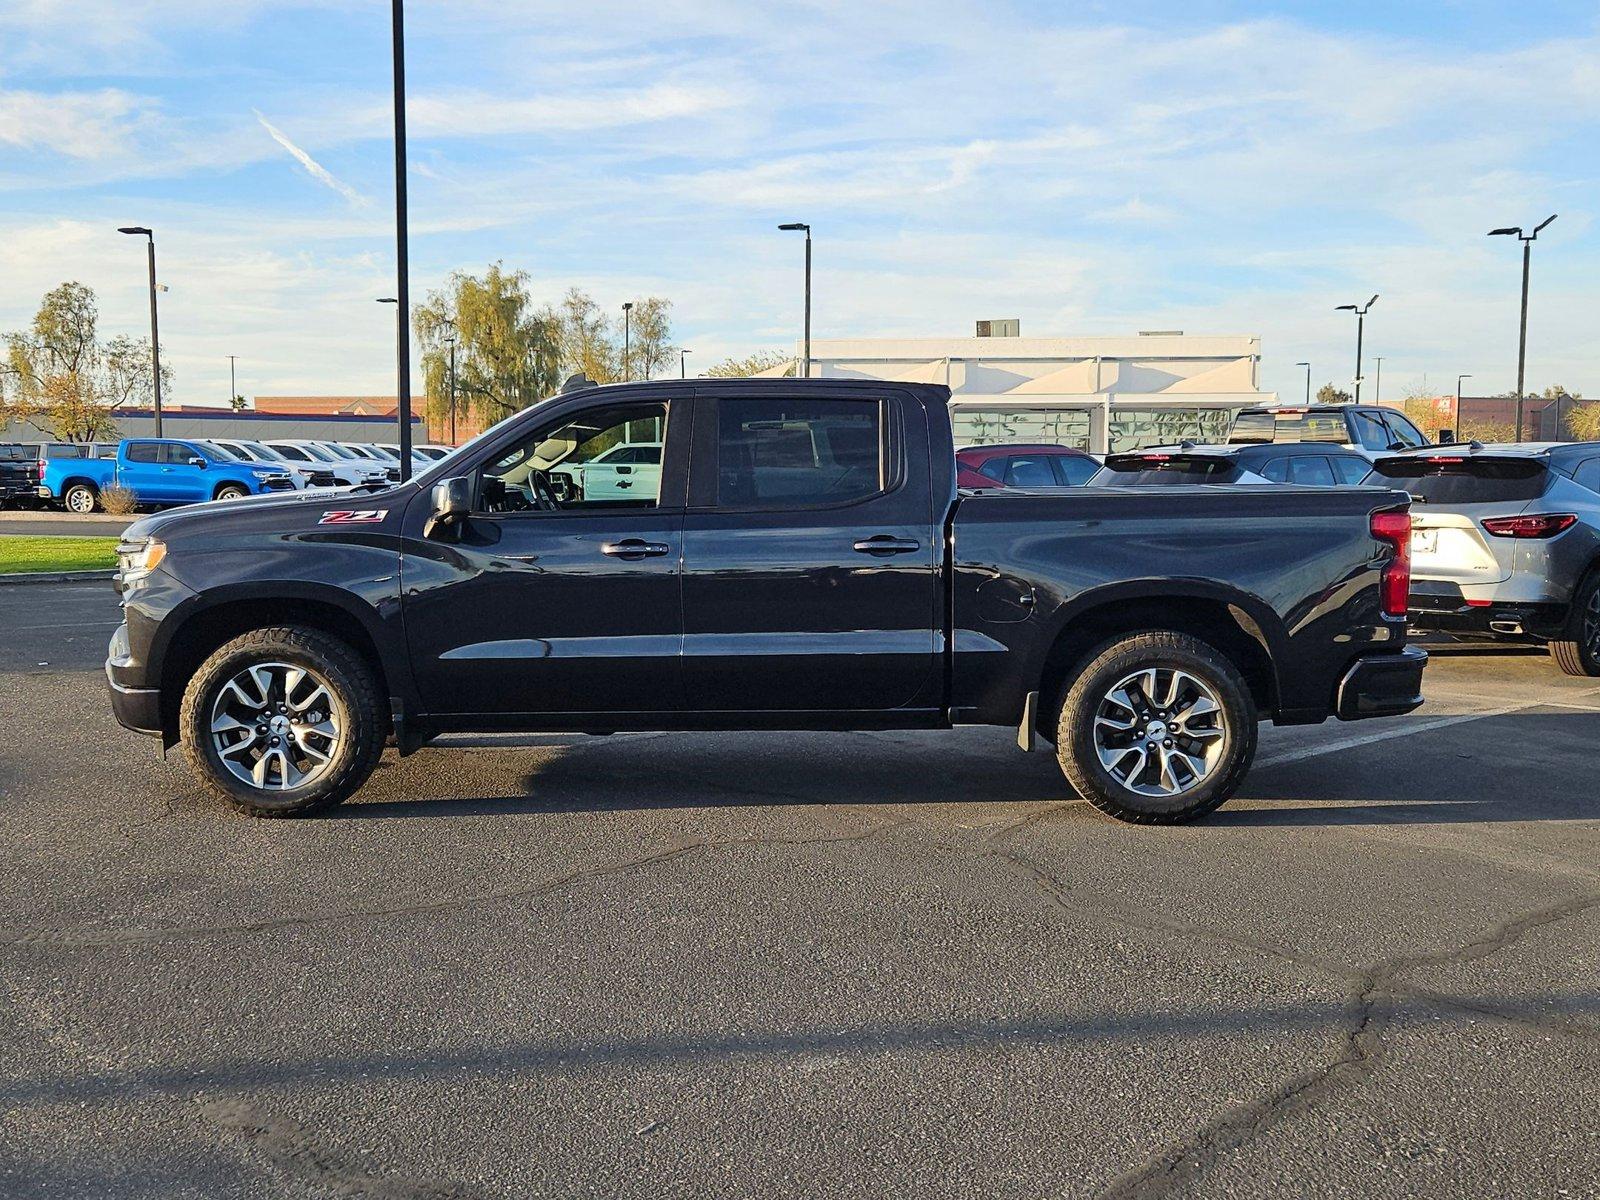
top-left (64, 483), bottom-right (98, 513)
top-left (214, 484), bottom-right (249, 502)
top-left (1055, 631), bottom-right (1257, 824)
top-left (178, 626), bottom-right (386, 817)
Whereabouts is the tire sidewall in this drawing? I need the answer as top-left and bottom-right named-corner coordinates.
top-left (181, 634), bottom-right (376, 814)
top-left (1060, 633), bottom-right (1257, 822)
top-left (215, 485), bottom-right (248, 502)
top-left (65, 484), bottom-right (97, 513)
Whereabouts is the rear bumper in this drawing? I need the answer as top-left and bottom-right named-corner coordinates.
top-left (106, 625), bottom-right (162, 737)
top-left (1407, 583), bottom-right (1566, 639)
top-left (1335, 646), bottom-right (1428, 721)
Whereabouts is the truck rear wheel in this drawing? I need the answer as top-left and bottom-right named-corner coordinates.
top-left (1055, 631), bottom-right (1257, 824)
top-left (64, 483), bottom-right (98, 513)
top-left (178, 625), bottom-right (386, 817)
top-left (1550, 572), bottom-right (1600, 677)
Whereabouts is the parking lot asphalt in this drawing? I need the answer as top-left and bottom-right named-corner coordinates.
top-left (2, 582), bottom-right (1597, 1199)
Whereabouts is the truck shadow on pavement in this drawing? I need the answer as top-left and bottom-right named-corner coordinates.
top-left (335, 713), bottom-right (1599, 827)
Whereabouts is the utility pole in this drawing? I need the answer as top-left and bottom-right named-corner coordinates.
top-left (1335, 295), bottom-right (1378, 403)
top-left (1489, 215), bottom-right (1557, 441)
top-left (1295, 362), bottom-right (1311, 405)
top-left (622, 302), bottom-right (633, 381)
top-left (778, 222), bottom-right (812, 377)
top-left (117, 227), bottom-right (163, 435)
top-left (390, 0), bottom-right (413, 480)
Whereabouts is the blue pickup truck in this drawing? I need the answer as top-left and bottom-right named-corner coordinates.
top-left (40, 438), bottom-right (295, 513)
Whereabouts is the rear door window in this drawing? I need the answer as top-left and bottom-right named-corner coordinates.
top-left (1003, 455), bottom-right (1058, 487)
top-left (1351, 412), bottom-right (1392, 451)
top-left (125, 443), bottom-right (160, 463)
top-left (1051, 455), bottom-right (1099, 485)
top-left (1332, 456), bottom-right (1371, 485)
top-left (1287, 455), bottom-right (1338, 486)
top-left (715, 398), bottom-right (884, 508)
top-left (1258, 456), bottom-right (1290, 483)
top-left (1369, 457), bottom-right (1550, 504)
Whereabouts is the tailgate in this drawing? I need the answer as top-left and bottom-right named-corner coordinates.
top-left (1407, 510), bottom-right (1511, 584)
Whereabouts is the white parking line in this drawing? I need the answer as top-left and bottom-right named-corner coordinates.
top-left (1258, 686), bottom-right (1600, 769)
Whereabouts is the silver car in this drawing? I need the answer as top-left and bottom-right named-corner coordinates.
top-left (1371, 442), bottom-right (1600, 675)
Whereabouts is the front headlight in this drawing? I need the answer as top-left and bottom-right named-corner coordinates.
top-left (116, 537), bottom-right (167, 584)
top-left (251, 468), bottom-right (277, 479)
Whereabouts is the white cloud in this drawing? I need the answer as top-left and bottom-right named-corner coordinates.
top-left (0, 88), bottom-right (157, 158)
top-left (254, 111), bottom-right (368, 209)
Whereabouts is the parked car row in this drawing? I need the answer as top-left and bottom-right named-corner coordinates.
top-left (1, 436), bottom-right (457, 511)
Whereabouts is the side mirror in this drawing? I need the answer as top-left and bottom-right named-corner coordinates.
top-left (424, 475), bottom-right (472, 538)
top-left (1437, 428), bottom-right (1455, 444)
top-left (188, 456), bottom-right (207, 468)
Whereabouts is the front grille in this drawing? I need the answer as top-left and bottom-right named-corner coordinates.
top-left (384, 467), bottom-right (401, 482)
top-left (262, 476), bottom-right (296, 492)
top-left (306, 470), bottom-right (337, 487)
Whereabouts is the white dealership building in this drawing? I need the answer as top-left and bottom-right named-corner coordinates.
top-left (766, 329), bottom-right (1275, 455)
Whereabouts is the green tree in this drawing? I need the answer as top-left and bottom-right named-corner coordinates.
top-left (1314, 383), bottom-right (1352, 405)
top-left (625, 297), bottom-right (676, 381)
top-left (704, 349), bottom-right (794, 378)
top-left (415, 263), bottom-right (562, 427)
top-left (3, 282), bottom-right (168, 441)
top-left (552, 288), bottom-right (620, 384)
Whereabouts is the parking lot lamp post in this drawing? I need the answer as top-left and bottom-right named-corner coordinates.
top-left (1335, 295), bottom-right (1378, 403)
top-left (1373, 357), bottom-right (1383, 404)
top-left (227, 355), bottom-right (238, 407)
top-left (680, 348), bottom-right (691, 379)
top-left (622, 302), bottom-right (633, 381)
top-left (1489, 215), bottom-right (1556, 441)
top-left (1295, 362), bottom-right (1311, 404)
top-left (778, 222), bottom-right (811, 377)
top-left (117, 227), bottom-right (163, 436)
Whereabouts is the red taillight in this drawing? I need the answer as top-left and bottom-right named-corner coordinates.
top-left (1425, 456), bottom-right (1465, 464)
top-left (1465, 599), bottom-right (1493, 608)
top-left (1141, 453), bottom-right (1171, 462)
top-left (1481, 513), bottom-right (1577, 539)
top-left (1370, 507), bottom-right (1411, 619)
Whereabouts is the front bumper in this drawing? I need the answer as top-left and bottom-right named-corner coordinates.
top-left (1335, 646), bottom-right (1428, 721)
top-left (105, 624), bottom-right (162, 736)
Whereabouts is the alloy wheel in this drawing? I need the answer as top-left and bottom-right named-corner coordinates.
top-left (208, 661), bottom-right (344, 791)
top-left (1092, 666), bottom-right (1228, 797)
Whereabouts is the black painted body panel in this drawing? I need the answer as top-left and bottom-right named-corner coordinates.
top-left (107, 379), bottom-right (1417, 741)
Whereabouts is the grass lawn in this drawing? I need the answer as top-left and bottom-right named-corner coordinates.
top-left (0, 536), bottom-right (119, 574)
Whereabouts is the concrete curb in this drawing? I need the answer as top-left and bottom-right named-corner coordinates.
top-left (0, 569), bottom-right (116, 586)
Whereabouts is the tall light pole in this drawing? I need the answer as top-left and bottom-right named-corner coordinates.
top-left (117, 227), bottom-right (163, 436)
top-left (445, 335), bottom-right (458, 444)
top-left (1455, 374), bottom-right (1472, 439)
top-left (389, 0), bottom-right (413, 481)
top-left (1489, 214), bottom-right (1557, 441)
top-left (778, 222), bottom-right (811, 377)
top-left (1373, 357), bottom-right (1384, 404)
top-left (1334, 295), bottom-right (1378, 403)
top-left (227, 355), bottom-right (238, 407)
top-left (680, 348), bottom-right (691, 379)
top-left (622, 301), bottom-right (633, 381)
top-left (1294, 362), bottom-right (1311, 404)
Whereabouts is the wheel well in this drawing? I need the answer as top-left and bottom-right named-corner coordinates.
top-left (60, 476), bottom-right (99, 494)
top-left (1034, 596), bottom-right (1277, 731)
top-left (158, 598), bottom-right (388, 738)
top-left (212, 480), bottom-right (248, 498)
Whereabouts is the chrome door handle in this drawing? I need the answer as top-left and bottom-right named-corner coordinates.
top-left (853, 536), bottom-right (921, 556)
top-left (602, 539), bottom-right (670, 559)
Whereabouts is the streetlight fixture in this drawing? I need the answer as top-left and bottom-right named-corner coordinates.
top-left (778, 222), bottom-right (811, 377)
top-left (622, 301), bottom-right (634, 382)
top-left (1489, 214), bottom-right (1557, 441)
top-left (1334, 295), bottom-right (1378, 403)
top-left (388, 0), bottom-right (414, 481)
top-left (117, 226), bottom-right (163, 436)
top-left (1294, 362), bottom-right (1311, 405)
top-left (680, 348), bottom-right (692, 379)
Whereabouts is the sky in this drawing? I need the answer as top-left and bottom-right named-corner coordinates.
top-left (1, 0), bottom-right (1597, 407)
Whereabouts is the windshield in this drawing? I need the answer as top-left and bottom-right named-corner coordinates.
top-left (242, 442), bottom-right (285, 461)
top-left (194, 440), bottom-right (243, 462)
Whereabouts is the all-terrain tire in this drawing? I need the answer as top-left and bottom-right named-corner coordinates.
top-left (1056, 631), bottom-right (1257, 825)
top-left (1550, 570), bottom-right (1600, 677)
top-left (178, 625), bottom-right (386, 817)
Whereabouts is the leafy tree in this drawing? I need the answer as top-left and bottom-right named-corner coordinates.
top-left (553, 288), bottom-right (620, 384)
top-left (415, 263), bottom-right (562, 427)
top-left (1314, 383), bottom-right (1352, 405)
top-left (3, 282), bottom-right (168, 441)
top-left (230, 394), bottom-right (248, 412)
top-left (1400, 387), bottom-right (1452, 441)
top-left (704, 349), bottom-right (794, 378)
top-left (624, 297), bottom-right (676, 381)
top-left (1541, 384), bottom-right (1582, 400)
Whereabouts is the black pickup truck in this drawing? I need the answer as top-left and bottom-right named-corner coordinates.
top-left (106, 378), bottom-right (1425, 823)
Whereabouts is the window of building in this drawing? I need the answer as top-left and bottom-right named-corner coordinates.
top-left (951, 408), bottom-right (1092, 451)
top-left (1108, 408), bottom-right (1233, 454)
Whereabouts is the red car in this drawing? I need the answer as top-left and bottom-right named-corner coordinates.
top-left (956, 443), bottom-right (1100, 489)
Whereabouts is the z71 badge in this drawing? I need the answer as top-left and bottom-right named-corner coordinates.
top-left (319, 509), bottom-right (389, 525)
